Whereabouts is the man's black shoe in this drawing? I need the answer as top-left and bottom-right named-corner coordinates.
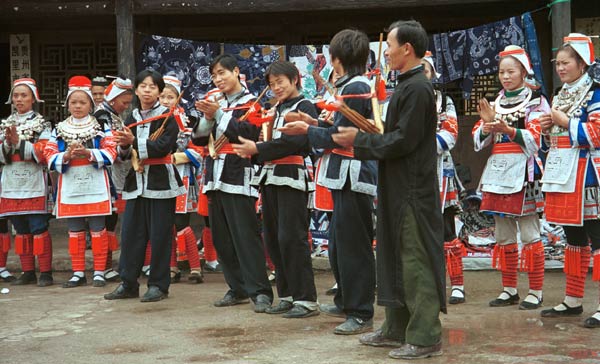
top-left (334, 317), bottom-right (373, 335)
top-left (141, 286), bottom-right (168, 302)
top-left (265, 300), bottom-right (294, 314)
top-left (253, 294), bottom-right (272, 313)
top-left (319, 303), bottom-right (345, 318)
top-left (388, 342), bottom-right (443, 359)
top-left (282, 305), bottom-right (320, 319)
top-left (104, 284), bottom-right (139, 300)
top-left (214, 291), bottom-right (249, 307)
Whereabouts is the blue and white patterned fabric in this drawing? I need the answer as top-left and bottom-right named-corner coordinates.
top-left (137, 36), bottom-right (220, 116)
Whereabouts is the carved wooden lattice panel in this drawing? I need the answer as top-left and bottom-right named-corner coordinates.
top-left (37, 42), bottom-right (117, 123)
top-left (437, 75), bottom-right (501, 117)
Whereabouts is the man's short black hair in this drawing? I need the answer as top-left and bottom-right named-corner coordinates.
top-left (265, 61), bottom-right (301, 90)
top-left (135, 69), bottom-right (165, 93)
top-left (329, 29), bottom-right (369, 76)
top-left (210, 54), bottom-right (239, 74)
top-left (387, 20), bottom-right (429, 58)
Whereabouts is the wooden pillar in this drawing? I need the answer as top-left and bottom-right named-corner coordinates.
top-left (115, 0), bottom-right (134, 80)
top-left (550, 0), bottom-right (571, 90)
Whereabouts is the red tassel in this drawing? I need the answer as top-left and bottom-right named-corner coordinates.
top-left (492, 244), bottom-right (505, 271)
top-left (376, 79), bottom-right (387, 101)
top-left (564, 245), bottom-right (583, 277)
top-left (91, 230), bottom-right (108, 255)
top-left (177, 230), bottom-right (187, 256)
top-left (445, 250), bottom-right (455, 276)
top-left (68, 231), bottom-right (85, 256)
top-left (33, 231), bottom-right (49, 255)
top-left (107, 231), bottom-right (119, 251)
top-left (0, 233), bottom-right (11, 253)
top-left (593, 251), bottom-right (600, 282)
top-left (14, 234), bottom-right (32, 255)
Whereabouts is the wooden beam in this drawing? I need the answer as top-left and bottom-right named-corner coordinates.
top-left (0, 1), bottom-right (115, 16)
top-left (550, 0), bottom-right (571, 91)
top-left (0, 0), bottom-right (527, 17)
top-left (116, 0), bottom-right (135, 80)
top-left (134, 0), bottom-right (518, 14)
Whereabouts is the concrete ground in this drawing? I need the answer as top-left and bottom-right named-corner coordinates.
top-left (1, 220), bottom-right (600, 363)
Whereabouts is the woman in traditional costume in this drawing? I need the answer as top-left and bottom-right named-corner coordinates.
top-left (160, 75), bottom-right (204, 284)
top-left (93, 76), bottom-right (134, 282)
top-left (45, 76), bottom-right (116, 288)
top-left (1, 78), bottom-right (53, 286)
top-left (539, 33), bottom-right (600, 329)
top-left (473, 45), bottom-right (550, 310)
top-left (422, 51), bottom-right (465, 304)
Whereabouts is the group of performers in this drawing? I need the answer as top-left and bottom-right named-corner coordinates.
top-left (1, 19), bottom-right (599, 360)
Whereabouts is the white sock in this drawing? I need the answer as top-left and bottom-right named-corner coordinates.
top-left (104, 269), bottom-right (119, 279)
top-left (554, 295), bottom-right (583, 311)
top-left (524, 289), bottom-right (542, 304)
top-left (451, 285), bottom-right (465, 298)
top-left (592, 305), bottom-right (600, 321)
top-left (70, 271), bottom-right (85, 281)
top-left (206, 260), bottom-right (218, 269)
top-left (93, 271), bottom-right (105, 281)
top-left (498, 287), bottom-right (517, 300)
top-left (0, 268), bottom-right (13, 278)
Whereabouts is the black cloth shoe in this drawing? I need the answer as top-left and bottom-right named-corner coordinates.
top-left (104, 269), bottom-right (120, 282)
top-left (253, 294), bottom-right (272, 313)
top-left (319, 303), bottom-right (345, 318)
top-left (359, 329), bottom-right (404, 348)
top-left (203, 262), bottom-right (222, 273)
top-left (93, 274), bottom-right (107, 287)
top-left (282, 305), bottom-right (320, 319)
top-left (519, 293), bottom-right (543, 310)
top-left (170, 270), bottom-right (181, 284)
top-left (265, 300), bottom-right (294, 314)
top-left (62, 275), bottom-right (87, 288)
top-left (188, 270), bottom-right (204, 284)
top-left (37, 272), bottom-right (54, 287)
top-left (333, 317), bottom-right (373, 335)
top-left (489, 291), bottom-right (520, 307)
top-left (104, 284), bottom-right (139, 300)
top-left (449, 288), bottom-right (465, 304)
top-left (584, 312), bottom-right (600, 328)
top-left (325, 286), bottom-right (338, 296)
top-left (11, 271), bottom-right (36, 285)
top-left (213, 291), bottom-right (249, 307)
top-left (141, 286), bottom-right (168, 302)
top-left (0, 269), bottom-right (15, 282)
top-left (541, 302), bottom-right (583, 317)
top-left (388, 342), bottom-right (443, 359)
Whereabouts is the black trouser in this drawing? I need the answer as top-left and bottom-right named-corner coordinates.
top-left (330, 185), bottom-right (376, 321)
top-left (208, 191), bottom-right (272, 302)
top-left (443, 208), bottom-right (457, 242)
top-left (119, 197), bottom-right (176, 293)
top-left (563, 220), bottom-right (600, 251)
top-left (0, 218), bottom-right (8, 233)
top-left (262, 185), bottom-right (317, 303)
top-left (174, 213), bottom-right (191, 232)
top-left (105, 212), bottom-right (119, 232)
